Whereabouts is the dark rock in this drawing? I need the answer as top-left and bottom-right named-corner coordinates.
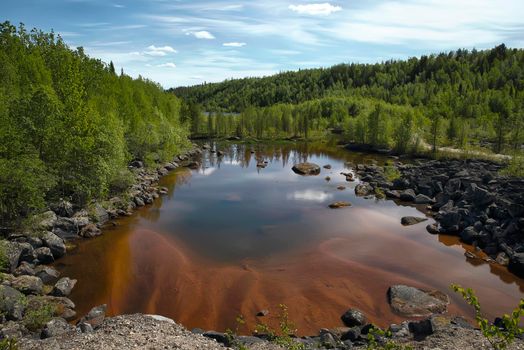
top-left (414, 194), bottom-right (434, 204)
top-left (464, 183), bottom-right (495, 207)
top-left (50, 200), bottom-right (74, 218)
top-left (319, 331), bottom-right (337, 348)
top-left (426, 223), bottom-right (440, 234)
top-left (341, 308), bottom-right (367, 327)
top-left (34, 211), bottom-right (58, 231)
top-left (134, 196), bottom-right (145, 207)
top-left (460, 226), bottom-right (481, 244)
top-left (337, 186), bottom-right (346, 190)
top-left (408, 319), bottom-right (433, 340)
top-left (256, 309), bottom-right (269, 317)
top-left (341, 326), bottom-right (361, 342)
top-left (385, 190), bottom-right (400, 199)
top-left (11, 275), bottom-right (43, 295)
top-left (392, 178), bottom-right (410, 190)
top-left (90, 203), bottom-right (109, 224)
top-left (78, 304), bottom-right (107, 329)
top-left (388, 285), bottom-right (449, 317)
top-left (217, 150), bottom-right (224, 157)
top-left (41, 318), bottom-right (75, 339)
top-left (42, 232), bottom-right (66, 258)
top-left (329, 201), bottom-right (352, 209)
top-left (14, 262), bottom-right (35, 277)
top-left (35, 266), bottom-right (61, 284)
top-left (80, 223), bottom-right (101, 238)
top-left (78, 322), bottom-right (93, 333)
top-left (399, 189), bottom-right (416, 202)
top-left (0, 285), bottom-right (26, 320)
top-left (292, 162), bottom-right (321, 176)
top-left (355, 183), bottom-right (373, 196)
top-left (496, 252), bottom-right (510, 266)
top-left (401, 216), bottom-right (428, 226)
top-left (52, 217), bottom-right (78, 239)
top-left (203, 331), bottom-right (230, 346)
top-left (323, 164), bottom-right (332, 169)
top-left (129, 160), bottom-right (144, 168)
top-left (51, 277), bottom-right (77, 297)
top-left (34, 247), bottom-right (54, 264)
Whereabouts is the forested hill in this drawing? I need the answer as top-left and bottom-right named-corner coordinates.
top-left (172, 44), bottom-right (524, 115)
top-left (0, 22), bottom-right (189, 222)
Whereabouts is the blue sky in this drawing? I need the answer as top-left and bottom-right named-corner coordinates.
top-left (2, 0), bottom-right (524, 88)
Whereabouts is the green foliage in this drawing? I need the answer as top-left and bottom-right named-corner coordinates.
top-left (0, 240), bottom-right (8, 272)
top-left (451, 284), bottom-right (524, 349)
top-left (255, 304), bottom-right (305, 350)
top-left (383, 166), bottom-right (401, 182)
top-left (501, 154), bottom-right (524, 177)
top-left (0, 21), bottom-right (189, 223)
top-left (367, 327), bottom-right (413, 350)
top-left (23, 303), bottom-right (56, 332)
top-left (225, 315), bottom-right (249, 350)
top-left (0, 337), bottom-right (18, 350)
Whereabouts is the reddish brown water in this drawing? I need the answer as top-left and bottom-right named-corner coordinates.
top-left (55, 141), bottom-right (524, 335)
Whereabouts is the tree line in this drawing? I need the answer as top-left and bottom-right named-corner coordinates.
top-left (0, 22), bottom-right (189, 223)
top-left (175, 45), bottom-right (523, 155)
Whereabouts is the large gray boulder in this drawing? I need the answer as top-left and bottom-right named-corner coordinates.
top-left (78, 304), bottom-right (107, 329)
top-left (42, 232), bottom-right (66, 258)
top-left (0, 285), bottom-right (26, 320)
top-left (52, 217), bottom-right (78, 239)
top-left (388, 285), bottom-right (449, 317)
top-left (50, 200), bottom-right (74, 218)
top-left (292, 162), bottom-right (321, 176)
top-left (10, 275), bottom-right (43, 295)
top-left (35, 265), bottom-right (60, 284)
top-left (51, 277), bottom-right (77, 297)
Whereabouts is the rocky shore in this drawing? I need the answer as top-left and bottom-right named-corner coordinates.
top-left (2, 143), bottom-right (523, 349)
top-left (0, 145), bottom-right (204, 342)
top-left (350, 156), bottom-right (524, 277)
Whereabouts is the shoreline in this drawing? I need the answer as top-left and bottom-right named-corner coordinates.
top-left (1, 140), bottom-right (523, 349)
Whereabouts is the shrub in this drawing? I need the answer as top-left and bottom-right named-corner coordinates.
top-left (0, 240), bottom-right (8, 272)
top-left (367, 327), bottom-right (413, 350)
top-left (23, 303), bottom-right (56, 332)
top-left (451, 284), bottom-right (524, 350)
top-left (0, 338), bottom-right (18, 350)
top-left (255, 304), bottom-right (304, 350)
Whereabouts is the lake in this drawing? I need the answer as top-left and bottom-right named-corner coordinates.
top-left (54, 140), bottom-right (524, 335)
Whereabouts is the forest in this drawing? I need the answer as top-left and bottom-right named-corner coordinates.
top-left (0, 22), bottom-right (189, 224)
top-left (174, 45), bottom-right (524, 157)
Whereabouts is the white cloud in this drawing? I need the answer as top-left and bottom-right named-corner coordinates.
top-left (147, 45), bottom-right (177, 53)
top-left (144, 50), bottom-right (167, 56)
top-left (186, 30), bottom-right (216, 39)
top-left (223, 42), bottom-right (246, 47)
top-left (113, 4), bottom-right (124, 8)
top-left (289, 3), bottom-right (342, 16)
top-left (157, 62), bottom-right (177, 68)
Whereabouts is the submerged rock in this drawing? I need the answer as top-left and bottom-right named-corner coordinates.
top-left (388, 285), bottom-right (449, 317)
top-left (341, 308), bottom-right (367, 327)
top-left (401, 216), bottom-right (428, 226)
top-left (328, 201), bottom-right (352, 209)
top-left (292, 162), bottom-right (321, 176)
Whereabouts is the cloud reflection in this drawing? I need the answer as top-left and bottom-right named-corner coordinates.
top-left (287, 189), bottom-right (333, 202)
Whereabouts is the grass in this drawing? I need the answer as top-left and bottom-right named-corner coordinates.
top-left (0, 240), bottom-right (8, 272)
top-left (500, 154), bottom-right (524, 177)
top-left (383, 166), bottom-right (401, 182)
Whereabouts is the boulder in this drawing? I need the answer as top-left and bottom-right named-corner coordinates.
top-left (388, 285), bottom-right (449, 317)
top-left (33, 211), bottom-right (58, 231)
top-left (80, 224), bottom-right (102, 238)
top-left (14, 262), bottom-right (36, 277)
top-left (50, 200), bottom-right (74, 218)
top-left (51, 277), bottom-right (77, 297)
top-left (41, 318), bottom-right (75, 339)
top-left (323, 164), bottom-right (332, 169)
top-left (90, 203), bottom-right (109, 224)
top-left (42, 232), bottom-right (66, 258)
top-left (399, 189), bottom-right (417, 202)
top-left (292, 162), bottom-right (321, 176)
top-left (408, 318), bottom-right (434, 340)
top-left (355, 182), bottom-right (373, 196)
top-left (4, 242), bottom-right (32, 272)
top-left (328, 201), bottom-right (352, 209)
top-left (34, 247), bottom-right (54, 264)
top-left (414, 194), bottom-right (434, 204)
top-left (341, 308), bottom-right (367, 327)
top-left (0, 285), bottom-right (26, 320)
top-left (78, 304), bottom-right (107, 329)
top-left (401, 216), bottom-right (428, 226)
top-left (52, 217), bottom-right (78, 239)
top-left (203, 331), bottom-right (230, 346)
top-left (464, 183), bottom-right (495, 207)
top-left (426, 224), bottom-right (440, 234)
top-left (385, 190), bottom-right (400, 199)
top-left (35, 266), bottom-right (60, 284)
top-left (129, 160), bottom-right (144, 168)
top-left (11, 275), bottom-right (43, 295)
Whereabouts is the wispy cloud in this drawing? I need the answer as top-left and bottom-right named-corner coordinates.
top-left (186, 30), bottom-right (215, 39)
top-left (157, 62), bottom-right (177, 68)
top-left (223, 42), bottom-right (246, 47)
top-left (288, 3), bottom-right (342, 16)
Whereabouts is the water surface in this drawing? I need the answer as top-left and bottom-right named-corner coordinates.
top-left (55, 141), bottom-right (524, 335)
